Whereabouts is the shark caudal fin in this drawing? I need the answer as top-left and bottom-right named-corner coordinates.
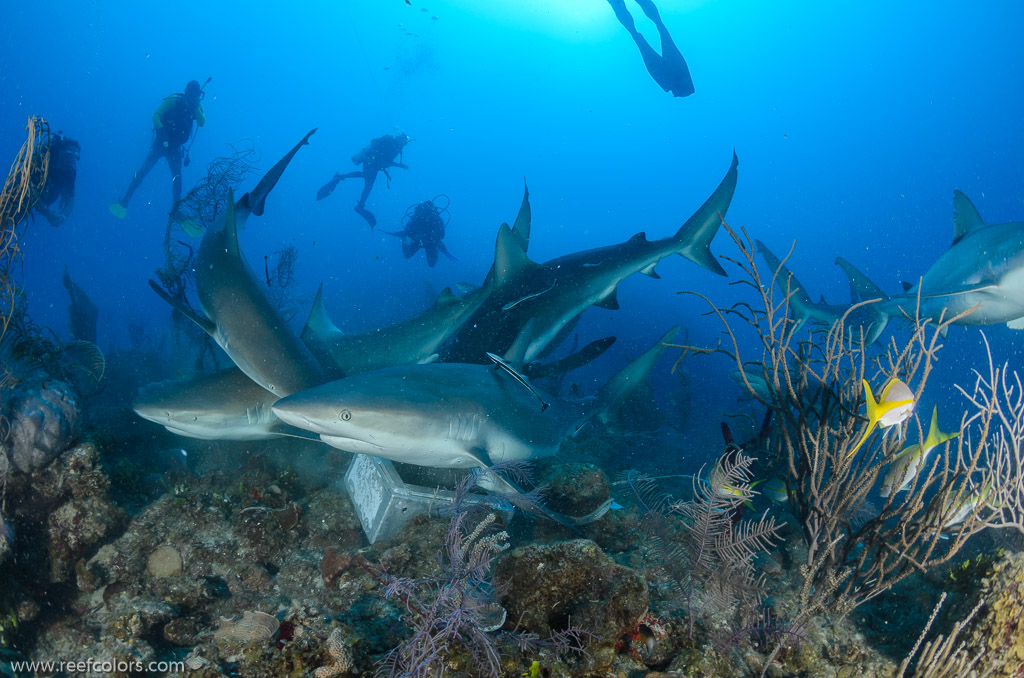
top-left (236, 128), bottom-right (316, 223)
top-left (673, 151), bottom-right (738, 277)
top-left (591, 326), bottom-right (678, 423)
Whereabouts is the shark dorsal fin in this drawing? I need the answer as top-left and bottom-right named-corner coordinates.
top-left (952, 190), bottom-right (985, 246)
top-left (493, 223), bottom-right (539, 288)
top-left (901, 281), bottom-right (913, 293)
top-left (627, 232), bottom-right (647, 245)
top-left (435, 287), bottom-right (460, 307)
top-left (835, 256), bottom-right (889, 302)
top-left (511, 180), bottom-right (531, 253)
top-left (301, 282), bottom-right (342, 342)
top-left (223, 188), bottom-right (240, 258)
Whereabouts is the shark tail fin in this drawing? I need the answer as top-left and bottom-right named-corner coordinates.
top-left (757, 239), bottom-right (818, 336)
top-left (592, 326), bottom-right (678, 422)
top-left (672, 151), bottom-right (738, 277)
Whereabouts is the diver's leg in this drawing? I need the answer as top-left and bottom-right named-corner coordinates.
top-left (120, 143), bottom-right (162, 204)
top-left (633, 0), bottom-right (694, 95)
top-left (402, 238), bottom-right (419, 258)
top-left (357, 171), bottom-right (378, 207)
top-left (425, 246), bottom-right (438, 267)
top-left (167, 146), bottom-right (184, 205)
top-left (607, 0), bottom-right (637, 32)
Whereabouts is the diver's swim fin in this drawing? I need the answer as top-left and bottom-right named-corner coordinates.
top-left (316, 174), bottom-right (342, 201)
top-left (108, 202), bottom-right (127, 219)
top-left (354, 204), bottom-right (377, 228)
top-left (179, 218), bottom-right (203, 238)
top-left (438, 241), bottom-right (458, 262)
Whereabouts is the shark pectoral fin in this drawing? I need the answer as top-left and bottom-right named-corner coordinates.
top-left (952, 190), bottom-right (985, 246)
top-left (593, 326), bottom-right (678, 421)
top-left (246, 128), bottom-right (317, 217)
top-left (148, 280), bottom-right (216, 336)
top-left (595, 288), bottom-right (620, 310)
top-left (1007, 316), bottom-right (1024, 330)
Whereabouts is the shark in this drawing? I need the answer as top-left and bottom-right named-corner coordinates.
top-left (300, 281), bottom-right (490, 378)
top-left (133, 367), bottom-right (315, 441)
top-left (756, 239), bottom-right (889, 344)
top-left (149, 130), bottom-right (326, 396)
top-left (879, 191), bottom-right (1024, 329)
top-left (272, 327), bottom-right (677, 472)
top-left (442, 153), bottom-right (738, 364)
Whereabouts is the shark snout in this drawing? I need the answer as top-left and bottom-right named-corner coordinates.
top-left (271, 399), bottom-right (320, 431)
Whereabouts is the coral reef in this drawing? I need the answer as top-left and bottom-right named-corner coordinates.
top-left (495, 538), bottom-right (648, 642)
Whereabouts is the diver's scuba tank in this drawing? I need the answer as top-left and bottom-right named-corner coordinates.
top-left (351, 147), bottom-right (368, 166)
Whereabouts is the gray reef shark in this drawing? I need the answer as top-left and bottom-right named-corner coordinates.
top-left (150, 130), bottom-right (326, 396)
top-left (272, 327), bottom-right (677, 471)
top-left (756, 239), bottom-right (889, 343)
top-left (877, 191), bottom-right (1024, 329)
top-left (300, 281), bottom-right (490, 377)
top-left (443, 153), bottom-right (738, 364)
top-left (134, 367), bottom-right (314, 441)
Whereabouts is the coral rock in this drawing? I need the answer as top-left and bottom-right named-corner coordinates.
top-left (146, 545), bottom-right (183, 577)
top-left (2, 379), bottom-right (80, 473)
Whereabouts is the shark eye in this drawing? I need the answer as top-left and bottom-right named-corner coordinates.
top-left (339, 409), bottom-right (352, 422)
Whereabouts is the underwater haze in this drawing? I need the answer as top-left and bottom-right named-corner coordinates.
top-left (3, 0), bottom-right (1024, 675)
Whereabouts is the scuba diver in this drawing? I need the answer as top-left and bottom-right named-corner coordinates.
top-left (606, 0), bottom-right (694, 98)
top-left (109, 78), bottom-right (209, 220)
top-left (386, 195), bottom-right (455, 267)
top-left (316, 131), bottom-right (410, 228)
top-left (33, 133), bottom-right (80, 226)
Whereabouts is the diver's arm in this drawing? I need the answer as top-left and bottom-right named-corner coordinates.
top-left (153, 99), bottom-right (174, 131)
top-left (194, 103), bottom-right (206, 127)
top-left (386, 160), bottom-right (409, 170)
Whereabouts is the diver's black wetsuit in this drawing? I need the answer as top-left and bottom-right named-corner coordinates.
top-left (607, 0), bottom-right (694, 97)
top-left (319, 133), bottom-right (410, 228)
top-left (35, 136), bottom-right (79, 226)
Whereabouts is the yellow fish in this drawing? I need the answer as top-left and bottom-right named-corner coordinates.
top-left (847, 378), bottom-right (915, 458)
top-left (880, 406), bottom-right (958, 497)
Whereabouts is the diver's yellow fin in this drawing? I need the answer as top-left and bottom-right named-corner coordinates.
top-left (108, 202), bottom-right (127, 219)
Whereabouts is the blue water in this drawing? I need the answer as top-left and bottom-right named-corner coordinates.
top-left (3, 0), bottom-right (1023, 455)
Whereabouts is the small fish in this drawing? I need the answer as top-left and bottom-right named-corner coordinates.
top-left (931, 482), bottom-right (996, 537)
top-left (762, 476), bottom-right (788, 504)
top-left (880, 406), bottom-right (958, 497)
top-left (847, 378), bottom-right (915, 458)
top-left (486, 352), bottom-right (549, 411)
